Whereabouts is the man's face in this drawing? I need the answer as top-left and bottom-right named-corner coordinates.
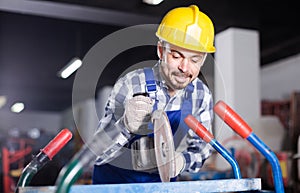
top-left (158, 42), bottom-right (207, 92)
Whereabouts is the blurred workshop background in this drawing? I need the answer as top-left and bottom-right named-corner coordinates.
top-left (0, 0), bottom-right (299, 193)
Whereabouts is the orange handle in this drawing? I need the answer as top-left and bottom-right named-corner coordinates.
top-left (41, 128), bottom-right (73, 160)
top-left (213, 100), bottom-right (252, 138)
top-left (184, 115), bottom-right (214, 143)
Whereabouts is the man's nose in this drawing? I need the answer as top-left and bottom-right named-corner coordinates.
top-left (178, 58), bottom-right (189, 72)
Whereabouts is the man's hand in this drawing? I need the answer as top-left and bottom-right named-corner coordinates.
top-left (171, 152), bottom-right (185, 178)
top-left (124, 95), bottom-right (154, 135)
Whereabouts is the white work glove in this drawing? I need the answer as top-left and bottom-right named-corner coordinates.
top-left (171, 152), bottom-right (185, 178)
top-left (123, 95), bottom-right (154, 135)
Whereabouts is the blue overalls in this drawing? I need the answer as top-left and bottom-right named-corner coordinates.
top-left (92, 67), bottom-right (193, 184)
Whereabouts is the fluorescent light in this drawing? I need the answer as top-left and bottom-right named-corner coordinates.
top-left (58, 57), bottom-right (82, 79)
top-left (0, 96), bottom-right (7, 109)
top-left (11, 102), bottom-right (25, 113)
top-left (143, 0), bottom-right (163, 5)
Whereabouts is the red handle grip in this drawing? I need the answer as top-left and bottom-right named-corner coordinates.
top-left (213, 100), bottom-right (252, 138)
top-left (41, 128), bottom-right (73, 160)
top-left (184, 115), bottom-right (214, 143)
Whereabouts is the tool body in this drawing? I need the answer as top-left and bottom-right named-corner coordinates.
top-left (55, 110), bottom-right (177, 193)
top-left (214, 100), bottom-right (284, 193)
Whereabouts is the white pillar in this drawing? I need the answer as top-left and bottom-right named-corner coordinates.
top-left (213, 28), bottom-right (260, 170)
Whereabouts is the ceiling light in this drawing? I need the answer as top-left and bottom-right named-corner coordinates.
top-left (0, 96), bottom-right (7, 109)
top-left (143, 0), bottom-right (163, 5)
top-left (58, 57), bottom-right (82, 79)
top-left (11, 102), bottom-right (25, 113)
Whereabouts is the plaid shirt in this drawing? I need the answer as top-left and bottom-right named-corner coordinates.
top-left (96, 63), bottom-right (213, 173)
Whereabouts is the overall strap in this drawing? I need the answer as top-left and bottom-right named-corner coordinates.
top-left (143, 67), bottom-right (158, 111)
top-left (173, 83), bottom-right (194, 148)
top-left (143, 67), bottom-right (194, 144)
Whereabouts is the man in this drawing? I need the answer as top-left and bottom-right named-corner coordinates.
top-left (92, 4), bottom-right (215, 184)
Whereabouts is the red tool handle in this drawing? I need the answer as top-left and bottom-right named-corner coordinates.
top-left (214, 100), bottom-right (252, 138)
top-left (184, 115), bottom-right (214, 143)
top-left (41, 128), bottom-right (73, 160)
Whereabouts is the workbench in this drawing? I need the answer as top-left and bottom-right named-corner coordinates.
top-left (18, 178), bottom-right (266, 193)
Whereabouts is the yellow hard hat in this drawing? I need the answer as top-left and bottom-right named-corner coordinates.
top-left (156, 5), bottom-right (216, 53)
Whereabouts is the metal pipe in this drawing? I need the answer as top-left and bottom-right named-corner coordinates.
top-left (16, 152), bottom-right (50, 189)
top-left (247, 133), bottom-right (284, 192)
top-left (209, 139), bottom-right (241, 179)
top-left (214, 100), bottom-right (284, 193)
top-left (15, 129), bottom-right (72, 193)
top-left (184, 115), bottom-right (242, 179)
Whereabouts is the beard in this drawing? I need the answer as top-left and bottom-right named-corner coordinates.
top-left (162, 70), bottom-right (193, 90)
top-left (170, 72), bottom-right (192, 89)
top-left (159, 60), bottom-right (195, 91)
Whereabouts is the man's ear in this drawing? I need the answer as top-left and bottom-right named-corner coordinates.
top-left (157, 41), bottom-right (163, 60)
